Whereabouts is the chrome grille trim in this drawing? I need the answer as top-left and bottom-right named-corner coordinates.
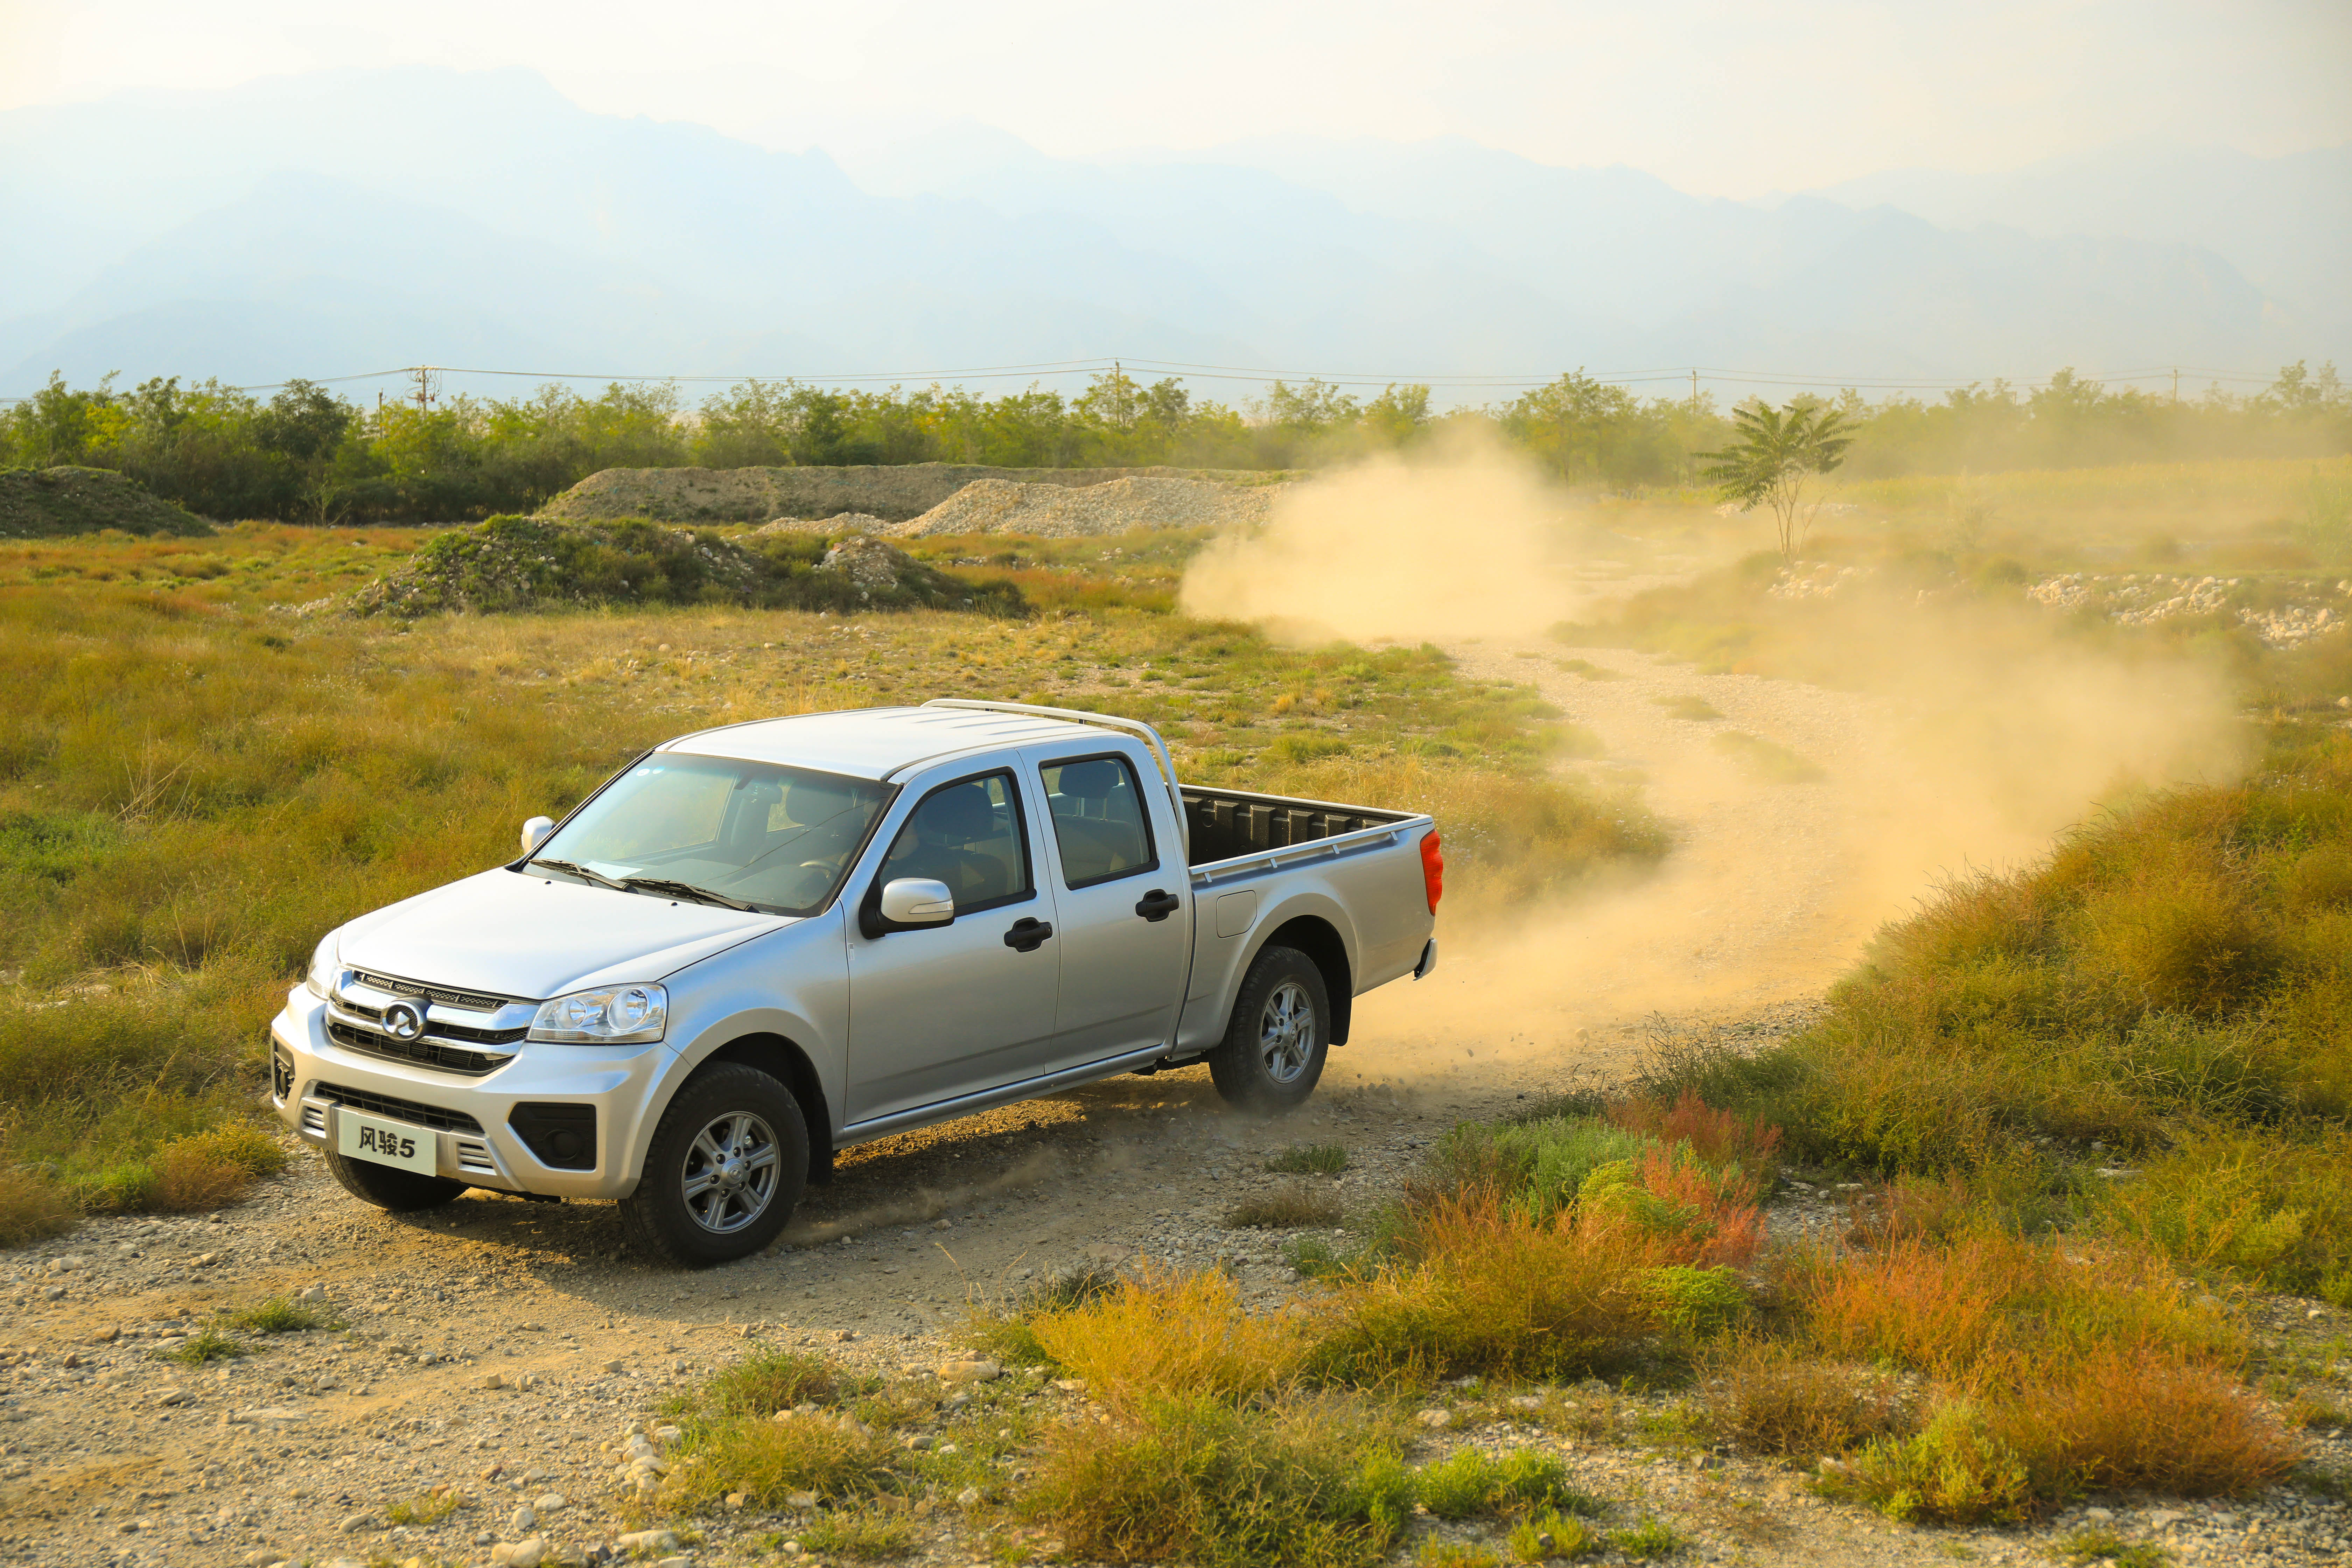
top-left (326, 1020), bottom-right (514, 1077)
top-left (350, 969), bottom-right (511, 1013)
top-left (314, 1082), bottom-right (484, 1135)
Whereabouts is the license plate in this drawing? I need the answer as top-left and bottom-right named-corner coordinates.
top-left (336, 1107), bottom-right (438, 1175)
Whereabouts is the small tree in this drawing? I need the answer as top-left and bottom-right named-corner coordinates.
top-left (1700, 399), bottom-right (1855, 563)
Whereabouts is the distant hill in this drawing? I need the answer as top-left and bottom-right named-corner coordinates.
top-left (0, 467), bottom-right (214, 539)
top-left (0, 68), bottom-right (2337, 399)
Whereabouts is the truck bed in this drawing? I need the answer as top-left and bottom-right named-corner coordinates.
top-left (1181, 785), bottom-right (1415, 867)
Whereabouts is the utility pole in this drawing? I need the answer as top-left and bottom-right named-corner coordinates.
top-left (2171, 367), bottom-right (2179, 405)
top-left (1690, 368), bottom-right (1700, 413)
top-left (410, 365), bottom-right (439, 413)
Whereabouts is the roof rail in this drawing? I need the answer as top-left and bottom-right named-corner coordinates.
top-left (922, 698), bottom-right (1189, 856)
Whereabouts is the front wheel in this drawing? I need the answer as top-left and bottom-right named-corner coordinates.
top-left (1208, 945), bottom-right (1331, 1113)
top-left (620, 1064), bottom-right (808, 1267)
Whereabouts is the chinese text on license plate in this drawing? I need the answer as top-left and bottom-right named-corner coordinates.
top-left (336, 1108), bottom-right (438, 1175)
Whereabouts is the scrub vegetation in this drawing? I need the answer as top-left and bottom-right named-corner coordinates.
top-left (0, 522), bottom-right (1661, 1231)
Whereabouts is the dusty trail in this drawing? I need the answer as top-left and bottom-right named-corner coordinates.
top-left (0, 650), bottom-right (2246, 1568)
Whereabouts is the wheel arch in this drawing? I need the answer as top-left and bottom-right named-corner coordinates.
top-left (690, 1031), bottom-right (836, 1184)
top-left (1257, 915), bottom-right (1354, 1044)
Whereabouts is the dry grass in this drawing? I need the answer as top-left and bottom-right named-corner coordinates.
top-left (1994, 1347), bottom-right (2301, 1497)
top-left (1027, 1265), bottom-right (1310, 1408)
top-left (1265, 1144), bottom-right (1350, 1175)
top-left (1696, 1338), bottom-right (1912, 1461)
top-left (694, 1349), bottom-right (840, 1417)
top-left (0, 1170), bottom-right (79, 1246)
top-left (1227, 1184), bottom-right (1345, 1230)
top-left (660, 1414), bottom-right (901, 1510)
top-left (1026, 1393), bottom-right (1410, 1568)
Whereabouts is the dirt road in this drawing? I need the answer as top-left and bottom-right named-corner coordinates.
top-left (2, 650), bottom-right (2328, 1568)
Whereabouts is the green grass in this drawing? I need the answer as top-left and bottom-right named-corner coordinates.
top-left (798, 1508), bottom-right (919, 1560)
top-left (1026, 1393), bottom-right (1411, 1568)
top-left (225, 1295), bottom-right (339, 1334)
top-left (1266, 1144), bottom-right (1351, 1175)
top-left (154, 1329), bottom-right (247, 1365)
top-left (1608, 1516), bottom-right (1687, 1558)
top-left (1412, 1448), bottom-right (1595, 1520)
top-left (0, 532), bottom-right (1669, 1235)
top-left (2054, 1527), bottom-right (2169, 1567)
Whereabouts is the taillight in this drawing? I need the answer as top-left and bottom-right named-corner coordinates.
top-left (1420, 831), bottom-right (1444, 912)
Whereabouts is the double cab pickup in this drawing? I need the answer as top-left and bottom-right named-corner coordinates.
top-left (272, 700), bottom-right (1442, 1264)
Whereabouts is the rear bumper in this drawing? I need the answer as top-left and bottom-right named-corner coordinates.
top-left (269, 987), bottom-right (664, 1200)
top-left (1413, 938), bottom-right (1438, 979)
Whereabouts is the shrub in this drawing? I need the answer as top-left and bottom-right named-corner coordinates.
top-left (1696, 1338), bottom-right (1910, 1461)
top-left (1028, 1264), bottom-right (1308, 1408)
top-left (2053, 1527), bottom-right (2167, 1568)
top-left (1634, 1265), bottom-right (1750, 1338)
top-left (0, 1171), bottom-right (78, 1247)
top-left (2099, 1122), bottom-right (2352, 1304)
top-left (384, 1487), bottom-right (465, 1525)
top-left (659, 1413), bottom-right (899, 1509)
top-left (1027, 1394), bottom-right (1410, 1568)
top-left (1820, 1400), bottom-right (2036, 1525)
top-left (1994, 1348), bottom-right (2300, 1497)
top-left (1608, 1517), bottom-right (1687, 1557)
top-left (1308, 1191), bottom-right (1665, 1384)
top-left (1413, 1448), bottom-right (1593, 1520)
top-left (1507, 1510), bottom-right (1604, 1561)
top-left (1606, 1089), bottom-right (1782, 1176)
top-left (156, 1329), bottom-right (248, 1365)
top-left (1266, 1144), bottom-right (1350, 1175)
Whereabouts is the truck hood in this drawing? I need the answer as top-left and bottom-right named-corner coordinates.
top-left (336, 868), bottom-right (791, 1000)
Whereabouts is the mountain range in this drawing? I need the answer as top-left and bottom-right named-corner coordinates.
top-left (0, 66), bottom-right (2341, 402)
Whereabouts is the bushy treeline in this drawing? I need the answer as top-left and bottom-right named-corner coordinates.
top-left (4, 362), bottom-right (2345, 524)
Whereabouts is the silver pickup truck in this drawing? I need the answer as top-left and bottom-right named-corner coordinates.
top-left (270, 699), bottom-right (1442, 1264)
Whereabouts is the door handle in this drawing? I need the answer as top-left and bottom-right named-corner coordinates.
top-left (1003, 917), bottom-right (1054, 953)
top-left (1134, 889), bottom-right (1181, 922)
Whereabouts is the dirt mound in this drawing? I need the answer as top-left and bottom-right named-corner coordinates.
top-left (0, 465), bottom-right (213, 539)
top-left (348, 515), bottom-right (1024, 619)
top-left (756, 511), bottom-right (891, 536)
top-left (541, 463), bottom-right (1293, 526)
top-left (898, 474), bottom-right (1284, 537)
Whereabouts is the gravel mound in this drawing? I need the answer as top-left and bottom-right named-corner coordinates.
top-left (347, 516), bottom-right (1023, 618)
top-left (897, 475), bottom-right (1285, 537)
top-left (543, 463), bottom-right (1292, 526)
top-left (0, 465), bottom-right (213, 539)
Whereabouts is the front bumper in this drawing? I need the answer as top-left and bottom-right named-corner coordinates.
top-left (270, 987), bottom-right (665, 1200)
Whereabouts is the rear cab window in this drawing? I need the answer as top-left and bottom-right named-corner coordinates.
top-left (1041, 754), bottom-right (1159, 888)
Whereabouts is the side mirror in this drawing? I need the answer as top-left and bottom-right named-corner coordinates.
top-left (521, 816), bottom-right (555, 855)
top-left (878, 878), bottom-right (955, 927)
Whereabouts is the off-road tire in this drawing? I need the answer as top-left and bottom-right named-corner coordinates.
top-left (620, 1064), bottom-right (808, 1268)
top-left (1208, 945), bottom-right (1331, 1113)
top-left (325, 1146), bottom-right (470, 1212)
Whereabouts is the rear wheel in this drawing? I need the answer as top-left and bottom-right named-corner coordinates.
top-left (620, 1064), bottom-right (808, 1267)
top-left (326, 1145), bottom-right (469, 1212)
top-left (1208, 945), bottom-right (1331, 1113)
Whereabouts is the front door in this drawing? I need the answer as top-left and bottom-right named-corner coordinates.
top-left (1035, 751), bottom-right (1191, 1070)
top-left (845, 769), bottom-right (1062, 1124)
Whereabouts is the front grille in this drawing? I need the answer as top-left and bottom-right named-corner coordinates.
top-left (271, 1045), bottom-right (295, 1104)
top-left (316, 1082), bottom-right (483, 1134)
top-left (351, 970), bottom-right (509, 1013)
top-left (327, 1021), bottom-right (514, 1077)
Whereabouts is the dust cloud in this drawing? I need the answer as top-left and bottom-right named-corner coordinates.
top-left (1179, 435), bottom-right (1588, 643)
top-left (1183, 446), bottom-right (2256, 1092)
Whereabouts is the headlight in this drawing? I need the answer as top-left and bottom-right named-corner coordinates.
top-left (304, 934), bottom-right (340, 999)
top-left (529, 984), bottom-right (667, 1044)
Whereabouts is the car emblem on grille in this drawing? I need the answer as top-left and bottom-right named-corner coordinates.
top-left (382, 1002), bottom-right (426, 1042)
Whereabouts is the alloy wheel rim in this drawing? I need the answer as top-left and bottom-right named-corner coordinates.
top-left (1259, 980), bottom-right (1315, 1084)
top-left (681, 1111), bottom-right (782, 1233)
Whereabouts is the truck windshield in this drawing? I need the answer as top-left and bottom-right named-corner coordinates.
top-left (529, 754), bottom-right (890, 916)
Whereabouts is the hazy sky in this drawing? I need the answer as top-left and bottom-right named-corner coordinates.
top-left (5, 0), bottom-right (2347, 196)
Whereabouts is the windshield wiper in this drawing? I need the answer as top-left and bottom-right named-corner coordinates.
top-left (528, 857), bottom-right (629, 892)
top-left (618, 877), bottom-right (762, 912)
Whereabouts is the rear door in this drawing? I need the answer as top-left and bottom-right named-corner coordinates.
top-left (844, 766), bottom-right (1063, 1124)
top-left (1030, 745), bottom-right (1191, 1069)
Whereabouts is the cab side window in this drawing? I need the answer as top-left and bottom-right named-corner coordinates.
top-left (1042, 756), bottom-right (1157, 887)
top-left (877, 772), bottom-right (1032, 913)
